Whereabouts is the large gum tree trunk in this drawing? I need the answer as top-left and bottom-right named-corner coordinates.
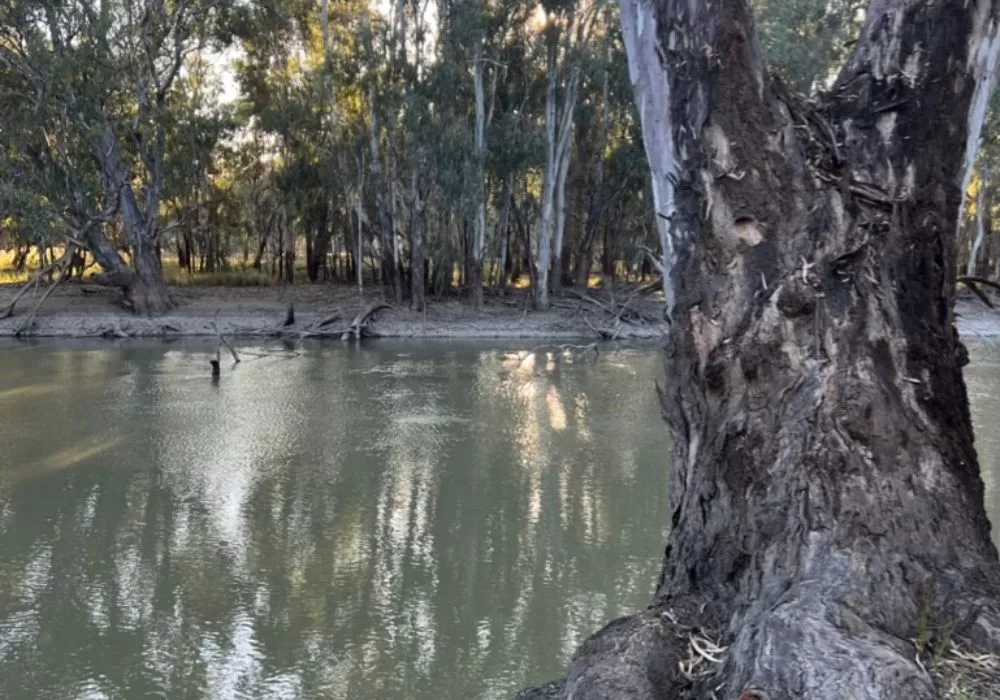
top-left (95, 126), bottom-right (172, 315)
top-left (518, 1), bottom-right (1000, 699)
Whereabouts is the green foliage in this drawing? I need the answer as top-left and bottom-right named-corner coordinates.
top-left (1, 0), bottom-right (870, 293)
top-left (753, 0), bottom-right (866, 93)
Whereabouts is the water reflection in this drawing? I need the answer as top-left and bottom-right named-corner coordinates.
top-left (0, 340), bottom-right (669, 700)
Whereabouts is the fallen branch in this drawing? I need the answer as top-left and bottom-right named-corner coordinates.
top-left (14, 267), bottom-right (70, 336)
top-left (341, 302), bottom-right (391, 341)
top-left (211, 319), bottom-right (241, 364)
top-left (584, 315), bottom-right (619, 340)
top-left (1, 246), bottom-right (76, 320)
top-left (960, 278), bottom-right (995, 309)
top-left (314, 310), bottom-right (342, 329)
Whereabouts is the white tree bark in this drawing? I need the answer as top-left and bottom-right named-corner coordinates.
top-left (969, 170), bottom-right (988, 276)
top-left (473, 47), bottom-right (488, 307)
top-left (551, 71), bottom-right (579, 289)
top-left (958, 5), bottom-right (1000, 228)
top-left (619, 0), bottom-right (679, 312)
top-left (356, 149), bottom-right (365, 294)
top-left (535, 36), bottom-right (560, 310)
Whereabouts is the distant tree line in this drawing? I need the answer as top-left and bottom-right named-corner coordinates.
top-left (9, 0), bottom-right (992, 313)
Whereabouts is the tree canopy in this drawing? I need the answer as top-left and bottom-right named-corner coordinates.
top-left (3, 0), bottom-right (944, 311)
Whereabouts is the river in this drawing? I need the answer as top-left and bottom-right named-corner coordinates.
top-left (0, 338), bottom-right (997, 700)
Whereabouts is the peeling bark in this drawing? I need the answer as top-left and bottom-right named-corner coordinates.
top-left (519, 1), bottom-right (1000, 698)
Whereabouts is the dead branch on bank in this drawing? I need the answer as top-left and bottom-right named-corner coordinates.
top-left (210, 318), bottom-right (241, 364)
top-left (341, 302), bottom-right (391, 341)
top-left (556, 285), bottom-right (666, 336)
top-left (5, 246), bottom-right (80, 335)
top-left (959, 276), bottom-right (1000, 309)
top-left (584, 315), bottom-right (620, 340)
top-left (1, 245), bottom-right (78, 322)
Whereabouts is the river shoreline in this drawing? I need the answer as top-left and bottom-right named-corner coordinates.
top-left (0, 283), bottom-right (997, 339)
top-left (0, 283), bottom-right (668, 340)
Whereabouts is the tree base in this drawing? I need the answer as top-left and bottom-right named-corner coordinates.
top-left (516, 597), bottom-right (1000, 700)
top-left (125, 279), bottom-right (173, 316)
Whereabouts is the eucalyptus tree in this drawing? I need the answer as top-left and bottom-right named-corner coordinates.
top-left (753, 0), bottom-right (866, 92)
top-left (531, 0), bottom-right (599, 309)
top-left (521, 1), bottom-right (1000, 699)
top-left (0, 0), bottom-right (229, 312)
top-left (161, 52), bottom-right (236, 274)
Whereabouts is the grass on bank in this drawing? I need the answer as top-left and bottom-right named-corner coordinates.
top-left (0, 247), bottom-right (659, 292)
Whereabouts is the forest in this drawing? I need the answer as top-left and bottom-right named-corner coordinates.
top-left (4, 0), bottom-right (972, 316)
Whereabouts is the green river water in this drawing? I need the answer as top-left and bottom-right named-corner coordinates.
top-left (0, 338), bottom-right (998, 700)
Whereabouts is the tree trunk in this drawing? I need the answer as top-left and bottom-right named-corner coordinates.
top-left (519, 1), bottom-right (1000, 699)
top-left (410, 165), bottom-right (426, 311)
top-left (497, 173), bottom-right (514, 295)
top-left (969, 170), bottom-right (988, 277)
top-left (472, 50), bottom-right (488, 310)
top-left (94, 124), bottom-right (172, 314)
top-left (535, 36), bottom-right (559, 311)
top-left (575, 66), bottom-right (611, 291)
top-left (369, 90), bottom-right (398, 302)
top-left (550, 72), bottom-right (577, 296)
top-left (307, 204), bottom-right (330, 283)
top-left (356, 149), bottom-right (366, 295)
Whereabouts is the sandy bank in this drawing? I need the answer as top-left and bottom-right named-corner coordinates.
top-left (0, 284), bottom-right (997, 340)
top-left (0, 284), bottom-right (668, 340)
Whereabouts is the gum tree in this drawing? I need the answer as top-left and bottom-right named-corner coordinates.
top-left (521, 0), bottom-right (1000, 698)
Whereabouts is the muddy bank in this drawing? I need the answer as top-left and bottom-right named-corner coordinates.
top-left (956, 296), bottom-right (1000, 338)
top-left (0, 284), bottom-right (996, 340)
top-left (0, 284), bottom-right (668, 340)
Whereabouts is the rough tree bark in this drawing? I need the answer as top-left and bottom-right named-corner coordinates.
top-left (518, 1), bottom-right (1000, 699)
top-left (94, 126), bottom-right (172, 314)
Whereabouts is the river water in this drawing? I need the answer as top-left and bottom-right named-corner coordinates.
top-left (0, 340), bottom-right (671, 700)
top-left (0, 338), bottom-right (998, 700)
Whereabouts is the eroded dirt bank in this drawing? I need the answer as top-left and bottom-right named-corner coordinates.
top-left (0, 284), bottom-right (669, 339)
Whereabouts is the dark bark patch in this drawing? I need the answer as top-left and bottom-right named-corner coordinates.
top-left (562, 611), bottom-right (690, 700)
top-left (776, 282), bottom-right (815, 318)
top-left (704, 356), bottom-right (727, 391)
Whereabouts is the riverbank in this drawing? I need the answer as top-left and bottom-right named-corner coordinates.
top-left (0, 283), bottom-right (997, 339)
top-left (0, 284), bottom-right (668, 339)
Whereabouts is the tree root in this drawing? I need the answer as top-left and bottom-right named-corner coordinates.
top-left (517, 608), bottom-right (723, 700)
top-left (518, 592), bottom-right (1000, 699)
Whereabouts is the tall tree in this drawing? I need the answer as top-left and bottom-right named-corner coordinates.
top-left (0, 0), bottom-right (225, 312)
top-left (520, 1), bottom-right (1000, 698)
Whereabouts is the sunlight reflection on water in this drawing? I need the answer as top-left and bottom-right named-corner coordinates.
top-left (0, 339), bottom-right (664, 699)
